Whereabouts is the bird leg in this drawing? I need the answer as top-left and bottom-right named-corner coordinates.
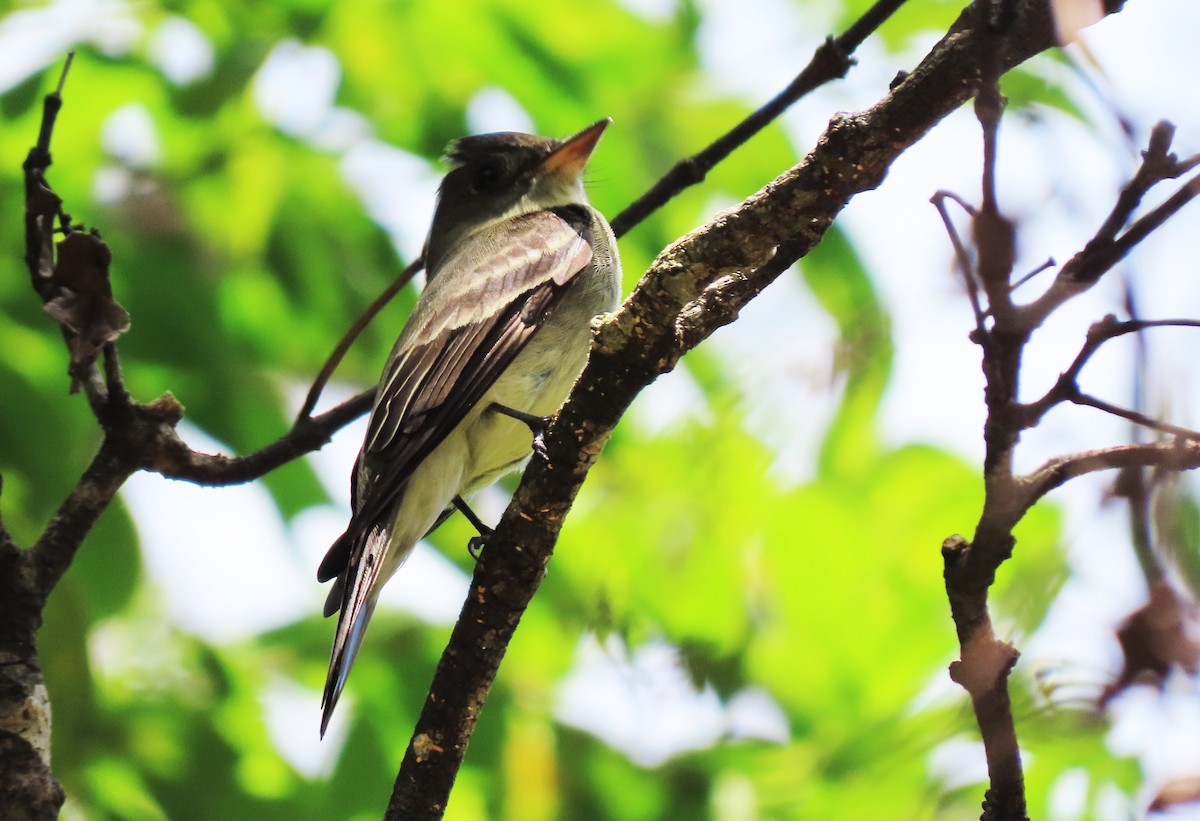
top-left (454, 495), bottom-right (494, 559)
top-left (489, 403), bottom-right (551, 460)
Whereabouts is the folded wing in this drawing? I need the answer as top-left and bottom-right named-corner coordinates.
top-left (317, 205), bottom-right (595, 733)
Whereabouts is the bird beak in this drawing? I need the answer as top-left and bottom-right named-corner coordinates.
top-left (541, 118), bottom-right (611, 181)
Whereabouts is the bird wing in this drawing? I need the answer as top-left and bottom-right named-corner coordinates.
top-left (317, 206), bottom-right (595, 733)
top-left (317, 205), bottom-right (594, 584)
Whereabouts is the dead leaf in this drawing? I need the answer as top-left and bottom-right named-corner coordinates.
top-left (42, 231), bottom-right (130, 392)
top-left (1102, 580), bottom-right (1200, 704)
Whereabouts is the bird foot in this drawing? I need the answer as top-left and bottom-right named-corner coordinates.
top-left (467, 527), bottom-right (494, 560)
top-left (490, 403), bottom-right (552, 462)
top-left (454, 495), bottom-right (494, 560)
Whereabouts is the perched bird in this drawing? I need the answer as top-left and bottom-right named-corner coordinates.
top-left (317, 120), bottom-right (620, 735)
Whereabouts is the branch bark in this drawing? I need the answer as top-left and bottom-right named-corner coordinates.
top-left (386, 0), bottom-right (1107, 816)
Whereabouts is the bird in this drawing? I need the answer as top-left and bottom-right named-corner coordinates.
top-left (316, 119), bottom-right (621, 736)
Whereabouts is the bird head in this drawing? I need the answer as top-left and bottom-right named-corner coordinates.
top-left (424, 119), bottom-right (610, 275)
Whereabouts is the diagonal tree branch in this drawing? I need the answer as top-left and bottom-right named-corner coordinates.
top-left (1016, 122), bottom-right (1200, 332)
top-left (385, 0), bottom-right (1101, 816)
top-left (1020, 316), bottom-right (1200, 429)
top-left (1024, 441), bottom-right (1200, 509)
top-left (295, 260), bottom-right (421, 422)
top-left (609, 0), bottom-right (913, 238)
top-left (149, 388), bottom-right (375, 485)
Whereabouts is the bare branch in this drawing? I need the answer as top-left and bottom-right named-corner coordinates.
top-left (1007, 257), bottom-right (1055, 293)
top-left (29, 438), bottom-right (137, 597)
top-left (940, 7), bottom-right (1035, 816)
top-left (1021, 316), bottom-right (1200, 427)
top-left (153, 388), bottom-right (374, 485)
top-left (1071, 391), bottom-right (1200, 440)
top-left (609, 0), bottom-right (913, 238)
top-left (932, 191), bottom-right (988, 332)
top-left (387, 0), bottom-right (1077, 813)
top-left (1092, 172), bottom-right (1200, 273)
top-left (296, 258), bottom-right (422, 422)
top-left (1018, 123), bottom-right (1200, 331)
top-left (1093, 121), bottom-right (1184, 244)
top-left (100, 343), bottom-right (133, 419)
top-left (1024, 441), bottom-right (1200, 508)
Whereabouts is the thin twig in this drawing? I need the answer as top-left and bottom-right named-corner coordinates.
top-left (932, 191), bottom-right (987, 332)
top-left (101, 343), bottom-right (132, 419)
top-left (35, 51), bottom-right (72, 159)
top-left (1113, 284), bottom-right (1166, 585)
top-left (609, 0), bottom-right (913, 238)
top-left (1021, 317), bottom-right (1200, 427)
top-left (1071, 391), bottom-right (1200, 441)
top-left (159, 388), bottom-right (375, 485)
top-left (1092, 122), bottom-right (1181, 245)
top-left (295, 257), bottom-right (422, 421)
top-left (1017, 125), bottom-right (1200, 331)
top-left (1024, 441), bottom-right (1200, 509)
top-left (1008, 257), bottom-right (1054, 293)
top-left (1085, 172), bottom-right (1200, 276)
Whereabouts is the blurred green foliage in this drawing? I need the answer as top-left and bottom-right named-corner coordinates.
top-left (0, 0), bottom-right (1141, 819)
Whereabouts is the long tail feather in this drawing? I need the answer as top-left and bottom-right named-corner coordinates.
top-left (320, 527), bottom-right (389, 737)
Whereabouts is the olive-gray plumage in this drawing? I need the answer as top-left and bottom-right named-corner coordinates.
top-left (317, 120), bottom-right (620, 736)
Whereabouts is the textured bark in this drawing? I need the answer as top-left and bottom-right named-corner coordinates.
top-left (0, 534), bottom-right (61, 821)
top-left (386, 0), bottom-right (1121, 817)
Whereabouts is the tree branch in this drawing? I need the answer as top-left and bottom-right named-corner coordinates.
top-left (608, 0), bottom-right (914, 238)
top-left (386, 0), bottom-right (1091, 815)
top-left (934, 5), bottom-right (1034, 817)
top-left (932, 190), bottom-right (989, 333)
top-left (1024, 441), bottom-right (1200, 509)
top-left (1020, 316), bottom-right (1200, 428)
top-left (149, 388), bottom-right (375, 486)
top-left (295, 259), bottom-right (421, 422)
top-left (1017, 122), bottom-right (1200, 331)
top-left (29, 437), bottom-right (138, 597)
top-left (1070, 391), bottom-right (1200, 440)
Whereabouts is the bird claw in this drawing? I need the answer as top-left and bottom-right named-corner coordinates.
top-left (490, 403), bottom-right (552, 461)
top-left (467, 527), bottom-right (493, 560)
top-left (530, 429), bottom-right (550, 462)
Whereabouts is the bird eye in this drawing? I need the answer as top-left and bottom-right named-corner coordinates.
top-left (471, 161), bottom-right (502, 192)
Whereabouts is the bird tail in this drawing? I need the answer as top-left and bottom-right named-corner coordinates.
top-left (320, 526), bottom-right (389, 737)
